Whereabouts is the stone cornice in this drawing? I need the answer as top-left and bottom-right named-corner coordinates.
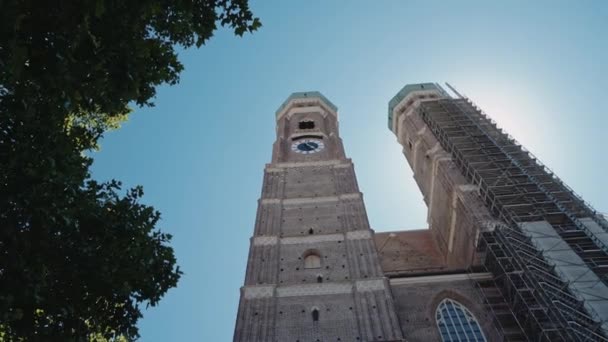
top-left (266, 159), bottom-right (352, 170)
top-left (251, 229), bottom-right (375, 246)
top-left (242, 278), bottom-right (391, 299)
top-left (259, 192), bottom-right (362, 205)
top-left (389, 272), bottom-right (493, 286)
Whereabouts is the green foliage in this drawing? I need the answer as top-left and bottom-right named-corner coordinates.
top-left (1, 0), bottom-right (261, 148)
top-left (0, 0), bottom-right (260, 340)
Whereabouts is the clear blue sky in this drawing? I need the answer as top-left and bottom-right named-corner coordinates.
top-left (90, 1), bottom-right (608, 340)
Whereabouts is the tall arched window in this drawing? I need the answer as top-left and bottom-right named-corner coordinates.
top-left (303, 251), bottom-right (321, 269)
top-left (436, 298), bottom-right (487, 342)
top-left (311, 308), bottom-right (320, 322)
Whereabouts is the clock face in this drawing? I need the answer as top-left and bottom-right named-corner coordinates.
top-left (291, 139), bottom-right (325, 154)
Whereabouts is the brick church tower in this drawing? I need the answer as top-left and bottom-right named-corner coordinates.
top-left (384, 83), bottom-right (608, 341)
top-left (234, 85), bottom-right (608, 341)
top-left (233, 92), bottom-right (404, 342)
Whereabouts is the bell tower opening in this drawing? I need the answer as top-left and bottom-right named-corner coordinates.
top-left (299, 120), bottom-right (315, 129)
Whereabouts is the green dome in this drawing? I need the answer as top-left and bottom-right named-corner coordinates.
top-left (388, 83), bottom-right (448, 130)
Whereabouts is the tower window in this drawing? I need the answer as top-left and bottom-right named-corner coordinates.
top-left (303, 251), bottom-right (321, 269)
top-left (312, 308), bottom-right (320, 322)
top-left (299, 121), bottom-right (315, 129)
top-left (317, 275), bottom-right (323, 283)
top-left (436, 298), bottom-right (487, 342)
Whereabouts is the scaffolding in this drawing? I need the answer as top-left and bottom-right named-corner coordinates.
top-left (418, 98), bottom-right (608, 341)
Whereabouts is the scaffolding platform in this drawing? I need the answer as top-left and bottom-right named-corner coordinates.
top-left (419, 98), bottom-right (608, 341)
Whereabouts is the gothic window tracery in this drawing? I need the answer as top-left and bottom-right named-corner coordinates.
top-left (436, 298), bottom-right (487, 342)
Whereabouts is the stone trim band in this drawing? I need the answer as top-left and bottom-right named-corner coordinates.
top-left (252, 229), bottom-right (373, 246)
top-left (242, 278), bottom-right (390, 299)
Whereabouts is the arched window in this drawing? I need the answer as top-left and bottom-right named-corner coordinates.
top-left (436, 298), bottom-right (487, 342)
top-left (312, 308), bottom-right (320, 322)
top-left (303, 251), bottom-right (321, 269)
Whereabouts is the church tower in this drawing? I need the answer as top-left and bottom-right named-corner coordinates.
top-left (233, 92), bottom-right (404, 342)
top-left (386, 83), bottom-right (608, 341)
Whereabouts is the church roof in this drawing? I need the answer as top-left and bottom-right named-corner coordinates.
top-left (276, 91), bottom-right (338, 118)
top-left (388, 83), bottom-right (448, 130)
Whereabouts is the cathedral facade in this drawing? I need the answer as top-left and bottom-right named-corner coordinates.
top-left (233, 84), bottom-right (608, 341)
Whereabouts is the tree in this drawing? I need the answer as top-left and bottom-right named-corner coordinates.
top-left (0, 0), bottom-right (260, 340)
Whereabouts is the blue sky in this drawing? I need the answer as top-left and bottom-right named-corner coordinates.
top-left (90, 1), bottom-right (608, 340)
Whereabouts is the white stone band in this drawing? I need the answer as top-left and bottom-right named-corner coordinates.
top-left (268, 160), bottom-right (350, 169)
top-left (346, 230), bottom-right (372, 240)
top-left (252, 236), bottom-right (279, 246)
top-left (355, 279), bottom-right (386, 292)
top-left (260, 193), bottom-right (361, 205)
top-left (390, 272), bottom-right (493, 286)
top-left (277, 283), bottom-right (352, 297)
top-left (243, 285), bottom-right (275, 299)
top-left (252, 230), bottom-right (375, 246)
top-left (260, 198), bottom-right (281, 204)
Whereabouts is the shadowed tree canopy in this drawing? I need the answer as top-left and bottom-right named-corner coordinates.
top-left (0, 0), bottom-right (260, 340)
